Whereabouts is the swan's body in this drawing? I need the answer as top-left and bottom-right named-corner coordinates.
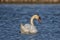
top-left (20, 15), bottom-right (41, 34)
top-left (21, 24), bottom-right (37, 34)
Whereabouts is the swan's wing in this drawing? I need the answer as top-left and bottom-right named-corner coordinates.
top-left (24, 24), bottom-right (31, 29)
top-left (21, 24), bottom-right (30, 30)
top-left (30, 25), bottom-right (38, 33)
top-left (20, 24), bottom-right (37, 34)
top-left (24, 24), bottom-right (37, 31)
top-left (20, 24), bottom-right (29, 33)
top-left (25, 24), bottom-right (38, 33)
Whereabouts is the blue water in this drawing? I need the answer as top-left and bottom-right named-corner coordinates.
top-left (0, 4), bottom-right (60, 40)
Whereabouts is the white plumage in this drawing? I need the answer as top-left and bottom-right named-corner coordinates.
top-left (20, 14), bottom-right (41, 34)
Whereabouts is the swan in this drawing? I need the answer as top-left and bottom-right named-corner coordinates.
top-left (20, 14), bottom-right (41, 34)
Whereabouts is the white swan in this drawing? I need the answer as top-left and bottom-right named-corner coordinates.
top-left (20, 14), bottom-right (41, 34)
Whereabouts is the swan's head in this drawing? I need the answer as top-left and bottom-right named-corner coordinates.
top-left (33, 15), bottom-right (41, 23)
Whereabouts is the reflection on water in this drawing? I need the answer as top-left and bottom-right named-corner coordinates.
top-left (0, 4), bottom-right (60, 40)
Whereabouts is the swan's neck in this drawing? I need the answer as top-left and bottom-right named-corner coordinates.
top-left (30, 16), bottom-right (35, 26)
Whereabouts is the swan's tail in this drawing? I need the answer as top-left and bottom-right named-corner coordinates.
top-left (20, 24), bottom-right (25, 34)
top-left (21, 23), bottom-right (25, 28)
top-left (20, 23), bottom-right (24, 29)
top-left (20, 23), bottom-right (23, 27)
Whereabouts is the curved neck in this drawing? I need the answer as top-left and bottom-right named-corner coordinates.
top-left (30, 16), bottom-right (35, 26)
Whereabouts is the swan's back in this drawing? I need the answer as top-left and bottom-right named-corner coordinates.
top-left (24, 24), bottom-right (31, 29)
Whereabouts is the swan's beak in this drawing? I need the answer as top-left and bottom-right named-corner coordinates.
top-left (38, 17), bottom-right (41, 23)
top-left (38, 19), bottom-right (41, 23)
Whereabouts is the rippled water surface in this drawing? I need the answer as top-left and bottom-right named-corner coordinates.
top-left (0, 4), bottom-right (60, 40)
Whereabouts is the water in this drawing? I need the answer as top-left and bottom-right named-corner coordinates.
top-left (0, 4), bottom-right (60, 40)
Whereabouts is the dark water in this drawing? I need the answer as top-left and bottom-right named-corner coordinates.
top-left (0, 4), bottom-right (60, 40)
